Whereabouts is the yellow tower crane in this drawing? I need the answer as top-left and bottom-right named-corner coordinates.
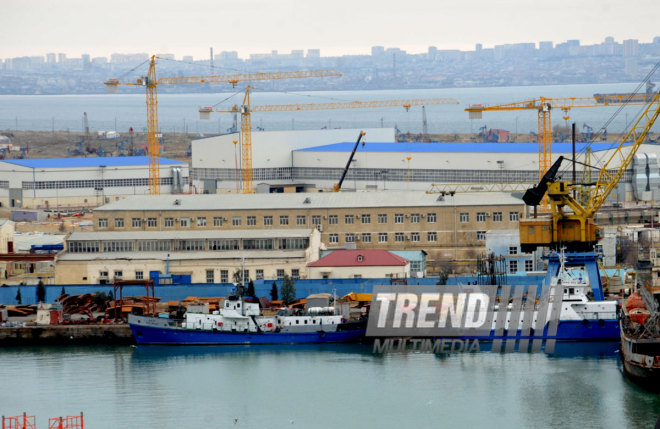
top-left (200, 92), bottom-right (459, 193)
top-left (105, 55), bottom-right (341, 195)
top-left (465, 95), bottom-right (648, 208)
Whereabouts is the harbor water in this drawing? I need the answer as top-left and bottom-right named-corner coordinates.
top-left (0, 83), bottom-right (647, 137)
top-left (2, 343), bottom-right (660, 428)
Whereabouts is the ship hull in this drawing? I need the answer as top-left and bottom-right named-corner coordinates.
top-left (129, 316), bottom-right (366, 345)
top-left (620, 321), bottom-right (660, 389)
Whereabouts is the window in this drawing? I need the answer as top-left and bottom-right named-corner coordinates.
top-left (460, 213), bottom-right (469, 223)
top-left (137, 240), bottom-right (170, 252)
top-left (291, 269), bottom-right (300, 280)
top-left (411, 232), bottom-right (420, 242)
top-left (209, 239), bottom-right (239, 250)
top-left (132, 218), bottom-right (142, 228)
top-left (362, 233), bottom-right (371, 243)
top-left (135, 271), bottom-right (144, 280)
top-left (379, 232), bottom-right (388, 242)
top-left (345, 214), bottom-right (354, 224)
top-left (476, 231), bottom-right (486, 241)
top-left (297, 215), bottom-right (306, 225)
top-left (174, 239), bottom-right (205, 251)
top-left (243, 270), bottom-right (250, 282)
top-left (508, 260), bottom-right (518, 274)
top-left (346, 233), bottom-right (356, 243)
top-left (394, 213), bottom-right (404, 223)
top-left (525, 260), bottom-right (534, 272)
top-left (114, 218), bottom-right (124, 228)
top-left (243, 239), bottom-right (273, 250)
top-left (147, 217), bottom-right (157, 227)
top-left (427, 213), bottom-right (436, 223)
top-left (329, 234), bottom-right (339, 244)
top-left (509, 246), bottom-right (518, 255)
top-left (378, 213), bottom-right (388, 224)
top-left (509, 212), bottom-right (519, 221)
top-left (180, 218), bottom-right (190, 227)
top-left (206, 269), bottom-right (215, 283)
top-left (493, 212), bottom-right (503, 222)
top-left (103, 241), bottom-right (134, 252)
top-left (476, 212), bottom-right (486, 222)
top-left (220, 270), bottom-right (229, 283)
top-left (411, 213), bottom-right (420, 223)
top-left (312, 215), bottom-right (321, 225)
top-left (264, 216), bottom-right (273, 226)
top-left (98, 218), bottom-right (108, 228)
top-left (256, 269), bottom-right (264, 280)
top-left (427, 231), bottom-right (437, 242)
top-left (279, 215), bottom-right (289, 226)
top-left (395, 232), bottom-right (405, 242)
top-left (328, 215), bottom-right (338, 225)
top-left (196, 217), bottom-right (206, 227)
top-left (165, 217), bottom-right (174, 227)
top-left (354, 274), bottom-right (362, 279)
top-left (114, 270), bottom-right (123, 279)
top-left (232, 216), bottom-right (242, 226)
top-left (361, 214), bottom-right (371, 224)
top-left (213, 216), bottom-right (223, 227)
top-left (277, 269), bottom-right (285, 280)
top-left (246, 216), bottom-right (256, 226)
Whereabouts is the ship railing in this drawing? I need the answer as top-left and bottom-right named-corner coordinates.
top-left (2, 413), bottom-right (36, 429)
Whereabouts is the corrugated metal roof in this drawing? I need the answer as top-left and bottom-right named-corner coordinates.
top-left (94, 191), bottom-right (523, 212)
top-left (67, 229), bottom-right (313, 241)
top-left (296, 141), bottom-right (628, 154)
top-left (57, 250), bottom-right (306, 261)
top-left (1, 156), bottom-right (185, 169)
top-left (308, 249), bottom-right (408, 267)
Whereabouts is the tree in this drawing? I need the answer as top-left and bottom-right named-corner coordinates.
top-left (270, 282), bottom-right (279, 301)
top-left (232, 269), bottom-right (243, 284)
top-left (246, 280), bottom-right (255, 297)
top-left (280, 274), bottom-right (296, 305)
top-left (36, 279), bottom-right (45, 303)
top-left (60, 286), bottom-right (66, 296)
top-left (15, 288), bottom-right (21, 304)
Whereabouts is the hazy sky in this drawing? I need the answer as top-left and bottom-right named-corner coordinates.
top-left (1, 0), bottom-right (658, 59)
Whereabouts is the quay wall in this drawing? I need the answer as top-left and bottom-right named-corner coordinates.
top-left (0, 324), bottom-right (133, 346)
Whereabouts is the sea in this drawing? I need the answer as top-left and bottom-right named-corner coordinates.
top-left (0, 82), bottom-right (652, 138)
top-left (2, 342), bottom-right (660, 428)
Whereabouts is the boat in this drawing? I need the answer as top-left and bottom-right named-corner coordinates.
top-left (128, 293), bottom-right (366, 345)
top-left (479, 259), bottom-right (619, 341)
top-left (619, 257), bottom-right (660, 388)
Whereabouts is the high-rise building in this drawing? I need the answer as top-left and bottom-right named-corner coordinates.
top-left (46, 53), bottom-right (56, 64)
top-left (57, 53), bottom-right (66, 63)
top-left (623, 39), bottom-right (639, 57)
top-left (371, 46), bottom-right (385, 56)
top-left (307, 49), bottom-right (320, 58)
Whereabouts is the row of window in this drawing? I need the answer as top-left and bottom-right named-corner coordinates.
top-left (460, 211), bottom-right (519, 222)
top-left (509, 260), bottom-right (535, 273)
top-left (205, 268), bottom-right (300, 283)
top-left (23, 177), bottom-right (179, 190)
top-left (99, 211), bottom-right (519, 229)
top-left (68, 237), bottom-right (310, 253)
top-left (327, 230), bottom-right (488, 243)
top-left (101, 268), bottom-right (300, 283)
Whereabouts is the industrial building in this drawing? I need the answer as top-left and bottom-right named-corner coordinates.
top-left (191, 127), bottom-right (660, 202)
top-left (65, 191), bottom-right (526, 279)
top-left (0, 156), bottom-right (189, 209)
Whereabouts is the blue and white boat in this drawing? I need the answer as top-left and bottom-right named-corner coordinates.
top-left (129, 295), bottom-right (366, 345)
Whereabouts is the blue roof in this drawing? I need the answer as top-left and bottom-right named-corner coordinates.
top-left (296, 142), bottom-right (628, 154)
top-left (1, 156), bottom-right (186, 169)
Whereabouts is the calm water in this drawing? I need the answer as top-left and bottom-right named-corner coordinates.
top-left (1, 342), bottom-right (659, 428)
top-left (0, 83), bottom-right (650, 137)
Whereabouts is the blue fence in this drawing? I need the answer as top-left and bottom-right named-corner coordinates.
top-left (0, 275), bottom-right (546, 305)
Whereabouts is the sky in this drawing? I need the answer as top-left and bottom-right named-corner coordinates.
top-left (1, 0), bottom-right (658, 60)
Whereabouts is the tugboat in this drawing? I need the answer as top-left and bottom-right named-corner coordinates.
top-left (128, 289), bottom-right (366, 345)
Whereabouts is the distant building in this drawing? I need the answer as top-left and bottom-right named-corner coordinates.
top-left (0, 157), bottom-right (188, 210)
top-left (307, 249), bottom-right (410, 279)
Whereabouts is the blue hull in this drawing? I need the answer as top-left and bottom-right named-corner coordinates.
top-left (130, 323), bottom-right (366, 345)
top-left (440, 320), bottom-right (620, 342)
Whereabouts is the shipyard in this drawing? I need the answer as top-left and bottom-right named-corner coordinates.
top-left (3, 1), bottom-right (660, 427)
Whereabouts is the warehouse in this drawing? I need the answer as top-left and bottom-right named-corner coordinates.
top-left (0, 156), bottom-right (189, 209)
top-left (192, 127), bottom-right (660, 202)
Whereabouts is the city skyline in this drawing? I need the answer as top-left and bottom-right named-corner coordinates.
top-left (1, 0), bottom-right (658, 60)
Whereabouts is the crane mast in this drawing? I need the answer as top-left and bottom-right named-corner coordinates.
top-left (105, 56), bottom-right (341, 195)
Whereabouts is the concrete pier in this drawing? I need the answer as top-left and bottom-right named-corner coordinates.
top-left (0, 324), bottom-right (134, 346)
